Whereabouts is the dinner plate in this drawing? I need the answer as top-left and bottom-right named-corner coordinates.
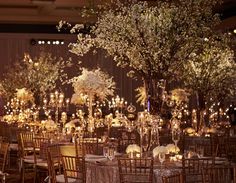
top-left (214, 157), bottom-right (227, 161)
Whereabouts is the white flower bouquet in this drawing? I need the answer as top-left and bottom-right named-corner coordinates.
top-left (166, 144), bottom-right (180, 154)
top-left (184, 127), bottom-right (196, 136)
top-left (70, 93), bottom-right (87, 105)
top-left (71, 68), bottom-right (115, 103)
top-left (41, 118), bottom-right (57, 131)
top-left (152, 146), bottom-right (168, 158)
top-left (16, 88), bottom-right (34, 103)
top-left (170, 88), bottom-right (190, 105)
top-left (126, 144), bottom-right (141, 154)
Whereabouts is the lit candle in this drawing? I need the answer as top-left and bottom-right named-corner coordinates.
top-left (59, 93), bottom-right (64, 99)
top-left (43, 99), bottom-right (47, 105)
top-left (55, 91), bottom-right (59, 98)
top-left (50, 93), bottom-right (54, 99)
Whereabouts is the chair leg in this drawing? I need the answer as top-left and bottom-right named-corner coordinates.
top-left (34, 168), bottom-right (37, 183)
top-left (20, 163), bottom-right (25, 183)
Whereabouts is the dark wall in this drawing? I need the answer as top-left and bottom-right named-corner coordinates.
top-left (0, 32), bottom-right (142, 107)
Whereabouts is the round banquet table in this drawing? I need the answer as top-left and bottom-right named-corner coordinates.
top-left (86, 159), bottom-right (182, 183)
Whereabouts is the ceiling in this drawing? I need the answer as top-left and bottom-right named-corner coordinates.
top-left (0, 0), bottom-right (235, 32)
top-left (0, 0), bottom-right (105, 24)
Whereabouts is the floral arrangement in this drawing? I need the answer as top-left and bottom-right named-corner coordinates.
top-left (70, 93), bottom-right (87, 105)
top-left (41, 118), bottom-right (57, 131)
top-left (181, 39), bottom-right (235, 130)
top-left (70, 68), bottom-right (115, 102)
top-left (152, 146), bottom-right (168, 157)
top-left (203, 127), bottom-right (217, 134)
top-left (64, 0), bottom-right (222, 81)
top-left (135, 86), bottom-right (146, 106)
top-left (58, 0), bottom-right (234, 116)
top-left (166, 144), bottom-right (180, 154)
top-left (184, 127), bottom-right (196, 136)
top-left (126, 144), bottom-right (141, 154)
top-left (170, 88), bottom-right (190, 105)
top-left (2, 115), bottom-right (16, 123)
top-left (16, 88), bottom-right (34, 104)
top-left (0, 52), bottom-right (72, 100)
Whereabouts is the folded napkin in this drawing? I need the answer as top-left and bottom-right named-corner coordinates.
top-left (85, 157), bottom-right (108, 163)
top-left (85, 154), bottom-right (105, 159)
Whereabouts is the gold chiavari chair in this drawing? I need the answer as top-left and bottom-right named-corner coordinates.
top-left (202, 165), bottom-right (234, 183)
top-left (225, 136), bottom-right (236, 163)
top-left (18, 132), bottom-right (35, 183)
top-left (81, 138), bottom-right (99, 155)
top-left (61, 155), bottom-right (86, 183)
top-left (162, 172), bottom-right (184, 183)
top-left (117, 157), bottom-right (154, 183)
top-left (210, 134), bottom-right (227, 158)
top-left (19, 133), bottom-right (49, 183)
top-left (75, 138), bottom-right (83, 157)
top-left (33, 137), bottom-right (50, 183)
top-left (182, 157), bottom-right (215, 183)
top-left (0, 142), bottom-right (9, 183)
top-left (46, 144), bottom-right (64, 183)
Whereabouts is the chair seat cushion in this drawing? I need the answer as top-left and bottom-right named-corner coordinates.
top-left (23, 156), bottom-right (44, 164)
top-left (56, 174), bottom-right (77, 183)
top-left (9, 143), bottom-right (18, 151)
top-left (36, 161), bottom-right (48, 167)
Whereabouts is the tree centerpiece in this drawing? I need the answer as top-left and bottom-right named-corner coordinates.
top-left (60, 0), bottom-right (229, 116)
top-left (181, 38), bottom-right (236, 130)
top-left (0, 52), bottom-right (71, 104)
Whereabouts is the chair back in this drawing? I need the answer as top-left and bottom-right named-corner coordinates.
top-left (117, 157), bottom-right (154, 183)
top-left (75, 138), bottom-right (83, 157)
top-left (33, 137), bottom-right (50, 159)
top-left (118, 131), bottom-right (139, 153)
top-left (182, 157), bottom-right (215, 183)
top-left (226, 136), bottom-right (236, 162)
top-left (19, 132), bottom-right (35, 157)
top-left (0, 142), bottom-right (9, 173)
top-left (202, 166), bottom-right (233, 183)
top-left (81, 138), bottom-right (99, 155)
top-left (61, 155), bottom-right (86, 183)
top-left (162, 172), bottom-right (183, 183)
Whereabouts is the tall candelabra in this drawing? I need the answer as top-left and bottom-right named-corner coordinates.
top-left (43, 90), bottom-right (70, 125)
top-left (137, 111), bottom-right (161, 157)
top-left (108, 95), bottom-right (128, 113)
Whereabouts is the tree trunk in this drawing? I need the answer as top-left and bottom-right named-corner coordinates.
top-left (196, 91), bottom-right (206, 131)
top-left (143, 77), bottom-right (165, 115)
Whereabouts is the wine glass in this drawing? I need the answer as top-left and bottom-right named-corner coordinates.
top-left (108, 147), bottom-right (115, 161)
top-left (172, 129), bottom-right (180, 149)
top-left (103, 146), bottom-right (109, 158)
top-left (142, 133), bottom-right (149, 153)
top-left (158, 152), bottom-right (165, 170)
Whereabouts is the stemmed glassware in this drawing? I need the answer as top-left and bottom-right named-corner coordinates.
top-left (142, 133), bottom-right (149, 153)
top-left (158, 152), bottom-right (165, 170)
top-left (172, 129), bottom-right (180, 149)
top-left (107, 147), bottom-right (115, 161)
top-left (103, 146), bottom-right (109, 159)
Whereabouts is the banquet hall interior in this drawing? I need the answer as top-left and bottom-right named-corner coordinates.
top-left (0, 0), bottom-right (236, 183)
